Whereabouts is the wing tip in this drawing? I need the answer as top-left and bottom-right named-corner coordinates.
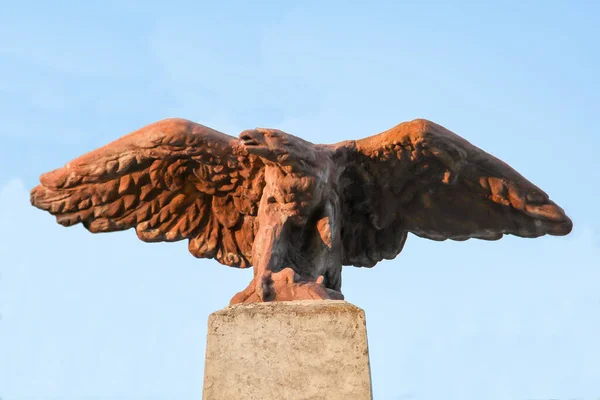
top-left (524, 201), bottom-right (573, 237)
top-left (548, 216), bottom-right (573, 236)
top-left (30, 184), bottom-right (53, 211)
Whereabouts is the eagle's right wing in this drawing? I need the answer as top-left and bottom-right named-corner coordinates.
top-left (330, 119), bottom-right (572, 268)
top-left (31, 118), bottom-right (265, 268)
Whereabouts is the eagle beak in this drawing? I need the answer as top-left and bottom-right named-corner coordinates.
top-left (239, 130), bottom-right (261, 147)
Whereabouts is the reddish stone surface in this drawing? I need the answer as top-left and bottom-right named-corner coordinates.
top-left (30, 118), bottom-right (572, 304)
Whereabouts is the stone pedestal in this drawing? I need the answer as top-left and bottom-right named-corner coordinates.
top-left (202, 300), bottom-right (372, 400)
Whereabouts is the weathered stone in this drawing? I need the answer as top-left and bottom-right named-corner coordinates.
top-left (203, 300), bottom-right (372, 400)
top-left (31, 117), bottom-right (572, 304)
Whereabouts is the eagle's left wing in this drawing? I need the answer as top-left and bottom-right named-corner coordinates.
top-left (329, 119), bottom-right (572, 268)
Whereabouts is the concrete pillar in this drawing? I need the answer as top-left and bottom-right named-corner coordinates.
top-left (203, 300), bottom-right (372, 400)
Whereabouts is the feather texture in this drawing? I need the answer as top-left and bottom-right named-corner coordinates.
top-left (331, 119), bottom-right (572, 267)
top-left (31, 118), bottom-right (265, 268)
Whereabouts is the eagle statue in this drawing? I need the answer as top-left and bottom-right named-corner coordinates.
top-left (30, 118), bottom-right (572, 304)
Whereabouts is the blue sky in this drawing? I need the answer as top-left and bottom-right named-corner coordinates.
top-left (1, 1), bottom-right (598, 399)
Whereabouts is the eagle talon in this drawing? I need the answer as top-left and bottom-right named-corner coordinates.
top-left (229, 268), bottom-right (340, 304)
top-left (258, 272), bottom-right (275, 302)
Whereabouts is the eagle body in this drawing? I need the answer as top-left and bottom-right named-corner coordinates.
top-left (240, 130), bottom-right (344, 301)
top-left (31, 118), bottom-right (572, 303)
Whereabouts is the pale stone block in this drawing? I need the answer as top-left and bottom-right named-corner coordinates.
top-left (202, 300), bottom-right (372, 400)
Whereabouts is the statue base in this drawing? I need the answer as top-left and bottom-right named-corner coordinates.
top-left (202, 300), bottom-right (373, 400)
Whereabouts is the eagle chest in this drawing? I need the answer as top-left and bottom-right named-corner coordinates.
top-left (262, 167), bottom-right (322, 210)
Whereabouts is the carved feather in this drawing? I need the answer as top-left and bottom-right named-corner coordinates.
top-left (331, 119), bottom-right (572, 267)
top-left (30, 118), bottom-right (265, 268)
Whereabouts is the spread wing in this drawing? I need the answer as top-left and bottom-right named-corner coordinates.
top-left (330, 119), bottom-right (572, 268)
top-left (31, 118), bottom-right (265, 268)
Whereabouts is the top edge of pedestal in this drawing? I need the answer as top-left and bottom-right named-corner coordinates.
top-left (211, 300), bottom-right (364, 317)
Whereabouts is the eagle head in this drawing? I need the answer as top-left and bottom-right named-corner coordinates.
top-left (239, 128), bottom-right (317, 170)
